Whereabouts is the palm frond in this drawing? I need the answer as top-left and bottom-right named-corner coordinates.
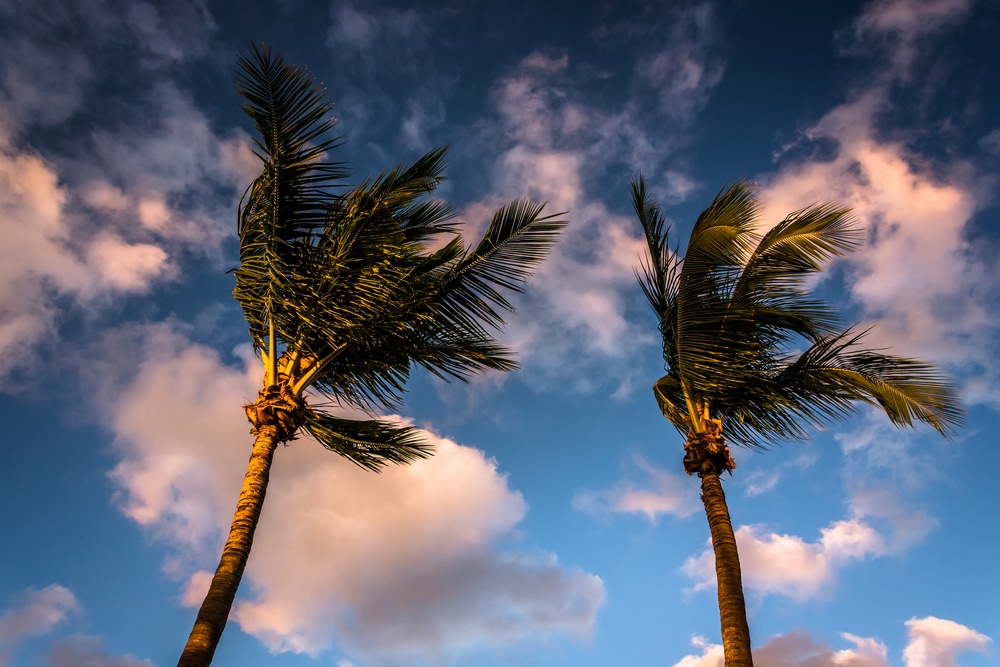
top-left (233, 44), bottom-right (348, 352)
top-left (304, 411), bottom-right (433, 471)
top-left (427, 199), bottom-right (566, 333)
top-left (633, 175), bottom-right (963, 450)
top-left (631, 177), bottom-right (681, 369)
top-left (778, 330), bottom-right (965, 438)
top-left (674, 182), bottom-right (762, 397)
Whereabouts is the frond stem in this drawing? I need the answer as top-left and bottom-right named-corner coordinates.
top-left (291, 344), bottom-right (346, 397)
top-left (265, 306), bottom-right (278, 387)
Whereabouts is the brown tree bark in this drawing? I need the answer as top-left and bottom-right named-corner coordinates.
top-left (177, 425), bottom-right (279, 666)
top-left (699, 463), bottom-right (753, 667)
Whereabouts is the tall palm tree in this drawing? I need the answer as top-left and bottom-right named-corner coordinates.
top-left (630, 176), bottom-right (963, 667)
top-left (177, 46), bottom-right (564, 666)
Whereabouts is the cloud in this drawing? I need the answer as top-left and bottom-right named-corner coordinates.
top-left (903, 616), bottom-right (992, 667)
top-left (672, 630), bottom-right (889, 667)
top-left (682, 485), bottom-right (935, 602)
top-left (740, 452), bottom-right (818, 498)
top-left (840, 0), bottom-right (975, 78)
top-left (0, 584), bottom-right (154, 666)
top-left (0, 585), bottom-right (79, 658)
top-left (0, 2), bottom-right (254, 383)
top-left (95, 324), bottom-right (605, 661)
top-left (762, 92), bottom-right (998, 408)
top-left (634, 1), bottom-right (724, 124)
top-left (573, 455), bottom-right (700, 522)
top-left (470, 51), bottom-right (660, 390)
top-left (47, 635), bottom-right (154, 667)
top-left (682, 519), bottom-right (881, 601)
top-left (672, 618), bottom-right (991, 667)
top-left (674, 616), bottom-right (991, 667)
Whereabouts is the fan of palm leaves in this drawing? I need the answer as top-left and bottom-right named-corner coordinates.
top-left (632, 176), bottom-right (963, 449)
top-left (233, 45), bottom-right (565, 468)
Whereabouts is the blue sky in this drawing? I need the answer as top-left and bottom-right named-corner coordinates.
top-left (1, 0), bottom-right (998, 666)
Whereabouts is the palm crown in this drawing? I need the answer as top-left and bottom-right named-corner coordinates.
top-left (233, 45), bottom-right (565, 468)
top-left (632, 176), bottom-right (963, 450)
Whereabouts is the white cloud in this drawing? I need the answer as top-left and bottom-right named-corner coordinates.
top-left (903, 616), bottom-right (991, 667)
top-left (95, 324), bottom-right (605, 661)
top-left (671, 619), bottom-right (993, 667)
top-left (682, 519), bottom-right (881, 601)
top-left (573, 455), bottom-right (700, 522)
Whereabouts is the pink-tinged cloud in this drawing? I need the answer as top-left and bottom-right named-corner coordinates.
top-left (0, 584), bottom-right (79, 666)
top-left (760, 0), bottom-right (998, 407)
top-left (0, 0), bottom-right (257, 384)
top-left (0, 585), bottom-right (153, 666)
top-left (96, 324), bottom-right (605, 660)
top-left (0, 585), bottom-right (78, 646)
top-left (903, 616), bottom-right (992, 667)
top-left (682, 519), bottom-right (884, 601)
top-left (475, 52), bottom-right (660, 388)
top-left (47, 635), bottom-right (154, 667)
top-left (0, 83), bottom-right (255, 382)
top-left (573, 456), bottom-right (700, 522)
top-left (672, 629), bottom-right (890, 667)
top-left (672, 618), bottom-right (992, 667)
top-left (761, 87), bottom-right (997, 405)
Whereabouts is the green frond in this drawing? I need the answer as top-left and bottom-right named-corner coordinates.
top-left (633, 174), bottom-right (963, 450)
top-left (232, 49), bottom-right (563, 463)
top-left (427, 199), bottom-right (567, 333)
top-left (631, 177), bottom-right (681, 369)
top-left (233, 44), bottom-right (348, 352)
top-left (779, 330), bottom-right (965, 438)
top-left (303, 412), bottom-right (433, 472)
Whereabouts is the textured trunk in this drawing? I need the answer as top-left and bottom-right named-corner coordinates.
top-left (700, 465), bottom-right (753, 667)
top-left (177, 425), bottom-right (279, 666)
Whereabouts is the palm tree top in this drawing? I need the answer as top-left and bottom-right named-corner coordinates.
top-left (231, 45), bottom-right (565, 469)
top-left (633, 176), bottom-right (964, 449)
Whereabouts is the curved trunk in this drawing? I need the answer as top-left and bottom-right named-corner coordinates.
top-left (700, 466), bottom-right (753, 667)
top-left (177, 425), bottom-right (280, 667)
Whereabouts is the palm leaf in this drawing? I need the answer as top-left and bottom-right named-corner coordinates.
top-left (304, 411), bottom-right (433, 472)
top-left (426, 199), bottom-right (567, 333)
top-left (631, 177), bottom-right (681, 370)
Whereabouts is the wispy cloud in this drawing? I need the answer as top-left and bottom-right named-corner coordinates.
top-left (0, 1), bottom-right (252, 383)
top-left (762, 0), bottom-right (999, 407)
top-left (0, 585), bottom-right (78, 660)
top-left (0, 585), bottom-right (152, 666)
top-left (573, 455), bottom-right (700, 522)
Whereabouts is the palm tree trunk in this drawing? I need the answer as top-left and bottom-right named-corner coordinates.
top-left (700, 465), bottom-right (753, 667)
top-left (177, 425), bottom-right (280, 667)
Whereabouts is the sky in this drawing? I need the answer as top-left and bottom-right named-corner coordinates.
top-left (0, 0), bottom-right (998, 666)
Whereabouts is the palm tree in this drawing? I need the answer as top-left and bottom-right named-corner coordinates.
top-left (177, 46), bottom-right (564, 666)
top-left (630, 177), bottom-right (963, 667)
